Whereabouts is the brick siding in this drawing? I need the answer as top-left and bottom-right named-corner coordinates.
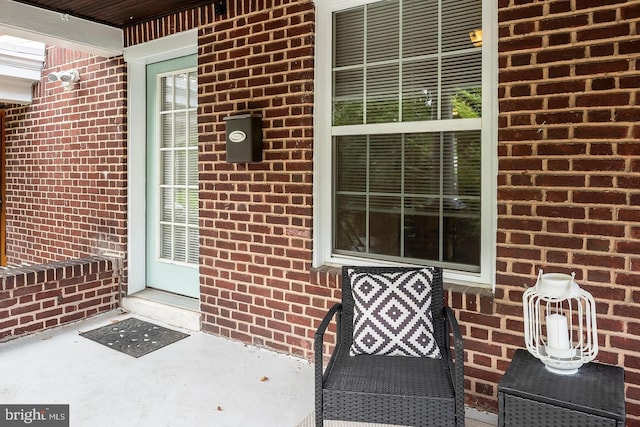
top-left (195, 0), bottom-right (316, 355)
top-left (497, 0), bottom-right (640, 422)
top-left (0, 256), bottom-right (120, 342)
top-left (125, 0), bottom-right (640, 423)
top-left (1, 0), bottom-right (637, 424)
top-left (3, 47), bottom-right (128, 266)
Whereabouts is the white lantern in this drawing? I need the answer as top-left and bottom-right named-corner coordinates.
top-left (522, 270), bottom-right (598, 374)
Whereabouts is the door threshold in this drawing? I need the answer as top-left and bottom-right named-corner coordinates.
top-left (122, 288), bottom-right (201, 331)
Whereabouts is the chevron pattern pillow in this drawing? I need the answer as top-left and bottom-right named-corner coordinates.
top-left (349, 268), bottom-right (442, 358)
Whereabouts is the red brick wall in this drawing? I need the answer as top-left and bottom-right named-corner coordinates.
top-left (497, 0), bottom-right (640, 423)
top-left (117, 0), bottom-right (640, 424)
top-left (0, 256), bottom-right (120, 342)
top-left (196, 0), bottom-right (316, 354)
top-left (3, 47), bottom-right (128, 265)
top-left (123, 4), bottom-right (213, 47)
top-left (123, 0), bottom-right (319, 354)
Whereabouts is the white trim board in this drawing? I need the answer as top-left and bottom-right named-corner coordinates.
top-left (0, 0), bottom-right (122, 57)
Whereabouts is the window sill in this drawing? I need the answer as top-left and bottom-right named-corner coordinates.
top-left (311, 263), bottom-right (495, 296)
top-left (444, 279), bottom-right (494, 297)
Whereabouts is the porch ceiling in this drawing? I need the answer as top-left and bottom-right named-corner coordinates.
top-left (11, 0), bottom-right (213, 28)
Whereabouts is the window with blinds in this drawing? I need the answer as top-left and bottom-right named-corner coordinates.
top-left (332, 0), bottom-right (483, 271)
top-left (158, 70), bottom-right (199, 265)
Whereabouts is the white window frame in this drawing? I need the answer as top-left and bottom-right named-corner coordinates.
top-left (313, 0), bottom-right (498, 289)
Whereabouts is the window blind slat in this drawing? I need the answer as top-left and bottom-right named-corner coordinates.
top-left (442, 0), bottom-right (482, 53)
top-left (404, 133), bottom-right (440, 196)
top-left (334, 69), bottom-right (364, 126)
top-left (188, 189), bottom-right (199, 226)
top-left (188, 227), bottom-right (199, 264)
top-left (161, 188), bottom-right (173, 222)
top-left (188, 148), bottom-right (198, 185)
top-left (336, 135), bottom-right (367, 192)
top-left (444, 130), bottom-right (481, 197)
top-left (160, 224), bottom-right (172, 259)
top-left (175, 73), bottom-right (187, 110)
top-left (157, 68), bottom-right (199, 266)
top-left (402, 59), bottom-right (438, 122)
top-left (366, 64), bottom-right (399, 124)
top-left (332, 0), bottom-right (483, 270)
top-left (334, 9), bottom-right (364, 67)
top-left (161, 151), bottom-right (173, 185)
top-left (161, 76), bottom-right (173, 111)
top-left (174, 225), bottom-right (187, 263)
top-left (188, 111), bottom-right (198, 147)
top-left (369, 135), bottom-right (401, 193)
top-left (367, 0), bottom-right (399, 63)
top-left (161, 114), bottom-right (172, 148)
top-left (403, 0), bottom-right (438, 57)
top-left (175, 112), bottom-right (187, 147)
top-left (175, 150), bottom-right (187, 186)
top-left (188, 72), bottom-right (197, 109)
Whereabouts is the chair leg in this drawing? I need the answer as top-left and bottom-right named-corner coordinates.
top-left (314, 392), bottom-right (323, 427)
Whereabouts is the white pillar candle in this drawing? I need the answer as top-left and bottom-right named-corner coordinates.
top-left (546, 313), bottom-right (570, 357)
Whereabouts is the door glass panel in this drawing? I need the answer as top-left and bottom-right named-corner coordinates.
top-left (174, 188), bottom-right (187, 223)
top-left (188, 189), bottom-right (199, 226)
top-left (188, 72), bottom-right (198, 109)
top-left (161, 151), bottom-right (173, 185)
top-left (175, 73), bottom-right (187, 110)
top-left (158, 70), bottom-right (199, 266)
top-left (175, 150), bottom-right (187, 186)
top-left (188, 112), bottom-right (198, 147)
top-left (162, 76), bottom-right (173, 111)
top-left (161, 188), bottom-right (173, 222)
top-left (188, 227), bottom-right (199, 264)
top-left (174, 225), bottom-right (187, 263)
top-left (175, 112), bottom-right (187, 147)
top-left (160, 224), bottom-right (172, 258)
top-left (188, 149), bottom-right (198, 185)
top-left (161, 114), bottom-right (172, 148)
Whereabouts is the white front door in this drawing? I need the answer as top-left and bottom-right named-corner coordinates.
top-left (145, 55), bottom-right (199, 298)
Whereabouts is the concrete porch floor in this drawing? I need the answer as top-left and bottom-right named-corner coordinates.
top-left (0, 310), bottom-right (497, 427)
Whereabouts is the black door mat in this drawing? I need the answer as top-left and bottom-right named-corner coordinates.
top-left (80, 318), bottom-right (189, 358)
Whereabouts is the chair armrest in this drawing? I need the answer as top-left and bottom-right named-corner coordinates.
top-left (444, 306), bottom-right (465, 427)
top-left (314, 303), bottom-right (343, 377)
top-left (314, 303), bottom-right (342, 426)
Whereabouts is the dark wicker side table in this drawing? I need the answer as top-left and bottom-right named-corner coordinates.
top-left (498, 349), bottom-right (625, 427)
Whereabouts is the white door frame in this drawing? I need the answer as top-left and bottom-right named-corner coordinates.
top-left (124, 29), bottom-right (198, 295)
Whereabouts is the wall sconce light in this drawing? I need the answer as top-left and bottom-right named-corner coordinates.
top-left (47, 69), bottom-right (80, 91)
top-left (523, 270), bottom-right (598, 375)
top-left (469, 29), bottom-right (483, 47)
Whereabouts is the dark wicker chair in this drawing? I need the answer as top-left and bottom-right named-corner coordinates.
top-left (314, 266), bottom-right (464, 427)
